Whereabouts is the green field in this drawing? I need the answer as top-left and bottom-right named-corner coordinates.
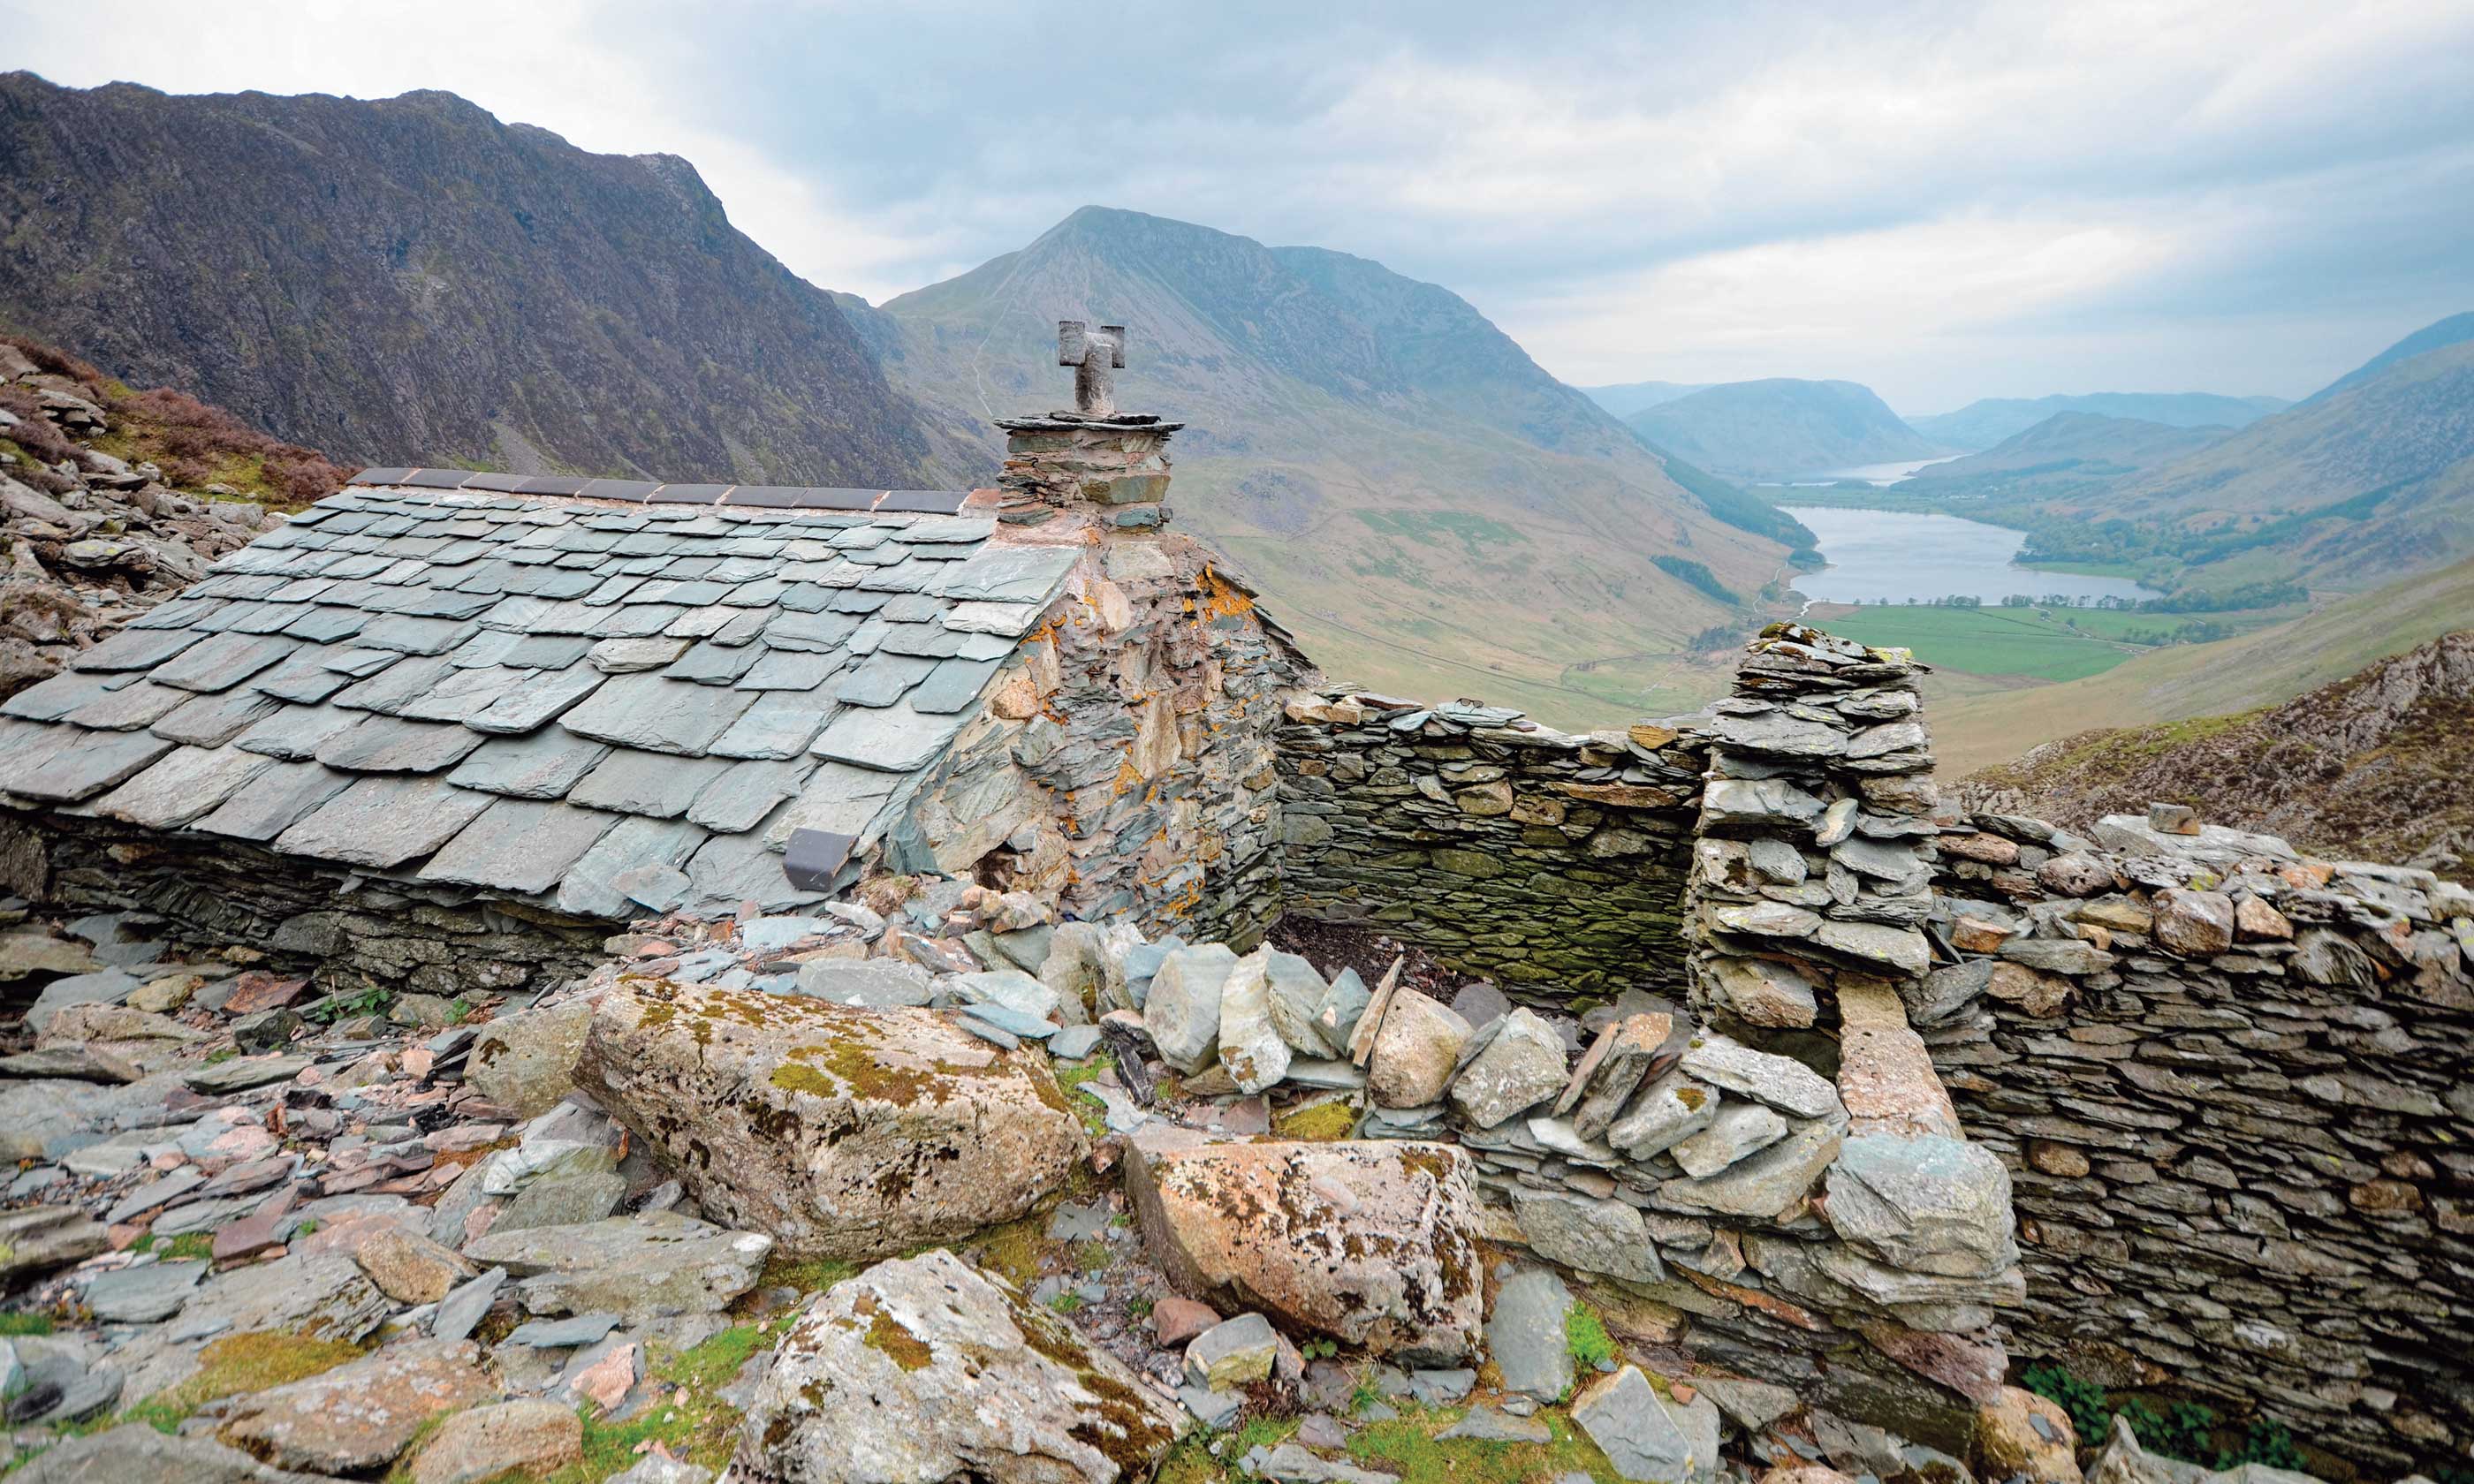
top-left (1810, 604), bottom-right (2147, 682)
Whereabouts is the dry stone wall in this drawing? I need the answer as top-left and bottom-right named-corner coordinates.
top-left (1275, 697), bottom-right (1704, 1001)
top-left (1915, 806), bottom-right (2474, 1476)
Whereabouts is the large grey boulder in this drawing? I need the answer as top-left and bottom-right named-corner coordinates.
top-left (466, 998), bottom-right (594, 1118)
top-left (1216, 950), bottom-right (1291, 1094)
top-left (732, 1248), bottom-right (1185, 1483)
top-left (1680, 1036), bottom-right (1841, 1120)
top-left (462, 1209), bottom-right (770, 1321)
top-left (1129, 1138), bottom-right (1483, 1361)
top-left (9, 1424), bottom-right (330, 1482)
top-left (216, 1338), bottom-right (497, 1475)
top-left (1824, 1134), bottom-right (2018, 1277)
top-left (1262, 950), bottom-right (1339, 1056)
top-left (1447, 1009), bottom-right (1567, 1129)
top-left (1511, 1190), bottom-right (1665, 1285)
top-left (576, 981), bottom-right (1083, 1260)
top-left (1367, 989), bottom-right (1472, 1109)
top-left (1144, 944), bottom-right (1240, 1073)
top-left (1485, 1268), bottom-right (1575, 1402)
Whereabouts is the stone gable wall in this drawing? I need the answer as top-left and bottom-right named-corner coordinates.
top-left (1916, 810), bottom-right (2474, 1475)
top-left (1274, 696), bottom-right (1704, 1002)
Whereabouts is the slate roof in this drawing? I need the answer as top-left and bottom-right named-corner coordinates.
top-left (0, 479), bottom-right (1081, 918)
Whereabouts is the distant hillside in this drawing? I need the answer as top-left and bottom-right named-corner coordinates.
top-left (1931, 554), bottom-right (2474, 774)
top-left (865, 207), bottom-right (1795, 724)
top-left (0, 72), bottom-right (937, 486)
top-left (1912, 392), bottom-right (2285, 450)
top-left (1578, 381), bottom-right (1711, 419)
top-left (1966, 631), bottom-right (2474, 883)
top-left (1901, 412), bottom-right (2228, 496)
top-left (2299, 311), bottom-right (2474, 406)
top-left (1625, 379), bottom-right (1945, 480)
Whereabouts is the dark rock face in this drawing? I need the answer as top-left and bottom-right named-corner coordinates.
top-left (0, 73), bottom-right (938, 487)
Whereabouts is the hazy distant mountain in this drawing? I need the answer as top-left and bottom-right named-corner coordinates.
top-left (1578, 380), bottom-right (1713, 419)
top-left (864, 207), bottom-right (1796, 721)
top-left (1624, 379), bottom-right (1945, 481)
top-left (2297, 311), bottom-right (2474, 407)
top-left (1903, 412), bottom-right (2229, 496)
top-left (1910, 392), bottom-right (2287, 450)
top-left (0, 72), bottom-right (937, 485)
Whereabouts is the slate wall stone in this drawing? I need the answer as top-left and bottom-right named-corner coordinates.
top-left (1916, 808), bottom-right (2474, 1476)
top-left (1275, 697), bottom-right (1704, 1001)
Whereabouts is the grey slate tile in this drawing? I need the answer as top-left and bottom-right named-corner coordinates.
top-left (566, 750), bottom-right (733, 818)
top-left (396, 666), bottom-right (529, 724)
top-left (447, 730), bottom-right (611, 799)
top-left (707, 693), bottom-right (833, 761)
top-left (2, 669), bottom-right (123, 721)
top-left (467, 666), bottom-right (605, 734)
top-left (710, 609), bottom-right (772, 647)
top-left (762, 611), bottom-right (860, 654)
top-left (152, 688), bottom-right (283, 746)
top-left (687, 759), bottom-right (810, 833)
top-left (940, 601), bottom-right (1043, 637)
top-left (937, 546), bottom-right (1079, 602)
top-left (588, 637), bottom-right (690, 673)
top-left (234, 704), bottom-right (361, 761)
top-left (273, 775), bottom-right (494, 867)
top-left (952, 632), bottom-right (1015, 661)
top-left (684, 818), bottom-right (825, 914)
top-left (251, 657), bottom-right (355, 705)
top-left (834, 653), bottom-right (937, 708)
top-left (664, 641), bottom-right (762, 685)
top-left (315, 716), bottom-right (489, 773)
top-left (889, 516), bottom-right (995, 545)
top-left (320, 647), bottom-right (402, 678)
top-left (359, 615), bottom-right (479, 655)
top-left (908, 657), bottom-right (1005, 715)
top-left (876, 623), bottom-right (969, 660)
top-left (737, 649), bottom-right (844, 692)
top-left (444, 630), bottom-right (527, 670)
top-left (558, 672), bottom-right (756, 755)
top-left (0, 728), bottom-right (176, 802)
top-left (595, 604), bottom-right (687, 638)
top-left (65, 681), bottom-right (188, 731)
top-left (877, 594), bottom-right (944, 624)
top-left (812, 701), bottom-right (970, 773)
top-left (391, 589), bottom-right (498, 620)
top-left (94, 746), bottom-right (272, 828)
top-left (418, 799), bottom-right (620, 895)
top-left (334, 653), bottom-right (458, 713)
top-left (147, 632), bottom-right (301, 695)
top-left (555, 814), bottom-right (709, 920)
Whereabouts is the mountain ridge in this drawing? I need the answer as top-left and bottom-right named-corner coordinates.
top-left (1911, 391), bottom-right (2286, 450)
top-left (1624, 377), bottom-right (1946, 480)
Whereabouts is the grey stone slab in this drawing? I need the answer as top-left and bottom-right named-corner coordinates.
top-left (390, 587), bottom-right (498, 620)
top-left (908, 657), bottom-right (1003, 715)
top-left (314, 715), bottom-right (488, 773)
top-left (333, 653), bottom-right (457, 712)
top-left (148, 632), bottom-right (300, 693)
top-left (941, 601), bottom-right (1043, 637)
top-left (567, 750), bottom-right (734, 818)
top-left (359, 615), bottom-right (477, 655)
top-left (877, 594), bottom-right (944, 623)
top-left (558, 672), bottom-right (756, 755)
top-left (150, 687), bottom-right (282, 746)
top-left (761, 610), bottom-right (860, 654)
top-left (234, 704), bottom-right (360, 761)
top-left (69, 625), bottom-right (207, 673)
top-left (320, 647), bottom-right (401, 678)
top-left (86, 1258), bottom-right (208, 1322)
top-left (274, 775), bottom-right (496, 867)
top-left (596, 602), bottom-right (688, 638)
top-left (710, 608), bottom-right (773, 645)
top-left (94, 746), bottom-right (273, 828)
top-left (395, 664), bottom-right (529, 723)
top-left (555, 814), bottom-right (709, 920)
top-left (875, 623), bottom-right (969, 659)
top-left (736, 648), bottom-right (843, 692)
top-left (418, 798), bottom-right (622, 895)
top-left (664, 640), bottom-right (763, 685)
top-left (65, 681), bottom-right (188, 731)
top-left (588, 637), bottom-right (691, 673)
top-left (937, 546), bottom-right (1077, 602)
top-left (686, 760), bottom-right (809, 833)
top-left (501, 636), bottom-right (593, 670)
top-left (708, 693), bottom-right (834, 761)
top-left (467, 666), bottom-right (606, 734)
top-left (250, 657), bottom-right (354, 705)
top-left (194, 761), bottom-right (357, 841)
top-left (759, 761), bottom-right (899, 847)
top-left (0, 728), bottom-right (176, 802)
top-left (833, 652), bottom-right (937, 708)
top-left (683, 822), bottom-right (823, 914)
top-left (444, 630), bottom-right (526, 669)
top-left (447, 731), bottom-right (612, 799)
top-left (888, 516), bottom-right (993, 545)
top-left (1, 669), bottom-right (123, 721)
top-left (812, 701), bottom-right (969, 774)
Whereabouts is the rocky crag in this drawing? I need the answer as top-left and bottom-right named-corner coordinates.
top-left (0, 334), bottom-right (310, 698)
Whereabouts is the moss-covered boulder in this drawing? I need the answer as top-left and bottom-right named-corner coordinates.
top-left (577, 980), bottom-right (1085, 1261)
top-left (733, 1248), bottom-right (1184, 1483)
top-left (1127, 1137), bottom-right (1484, 1362)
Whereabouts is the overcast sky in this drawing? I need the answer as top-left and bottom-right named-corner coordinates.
top-left (11, 1), bottom-right (2471, 412)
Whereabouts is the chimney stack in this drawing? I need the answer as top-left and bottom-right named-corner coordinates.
top-left (992, 319), bottom-right (1180, 531)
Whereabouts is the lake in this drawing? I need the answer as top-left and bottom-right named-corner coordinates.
top-left (1775, 455), bottom-right (1966, 487)
top-left (1779, 505), bottom-right (2165, 606)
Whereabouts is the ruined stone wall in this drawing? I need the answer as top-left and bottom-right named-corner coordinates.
top-left (1275, 696), bottom-right (1704, 1001)
top-left (1913, 810), bottom-right (2474, 1476)
top-left (0, 813), bottom-right (610, 996)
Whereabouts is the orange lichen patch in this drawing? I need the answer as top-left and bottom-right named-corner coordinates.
top-left (1199, 567), bottom-right (1255, 619)
top-left (1675, 1266), bottom-right (1825, 1330)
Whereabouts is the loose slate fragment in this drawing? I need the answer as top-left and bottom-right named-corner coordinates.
top-left (148, 632), bottom-right (300, 693)
top-left (812, 701), bottom-right (969, 774)
top-left (194, 761), bottom-right (356, 841)
top-left (418, 798), bottom-right (621, 894)
top-left (314, 716), bottom-right (488, 774)
top-left (941, 602), bottom-right (1043, 637)
top-left (908, 657), bottom-right (1003, 715)
top-left (0, 728), bottom-right (175, 802)
top-left (555, 814), bottom-right (710, 920)
top-left (588, 637), bottom-right (690, 673)
top-left (274, 776), bottom-right (495, 867)
top-left (566, 751), bottom-right (733, 819)
top-left (467, 666), bottom-right (605, 734)
top-left (234, 705), bottom-right (361, 761)
top-left (559, 672), bottom-right (756, 756)
top-left (93, 746), bottom-right (273, 828)
top-left (447, 731), bottom-right (611, 799)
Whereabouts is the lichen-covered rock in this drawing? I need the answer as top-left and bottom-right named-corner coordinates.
top-left (1975, 1385), bottom-right (2082, 1484)
top-left (1216, 949), bottom-right (1291, 1094)
top-left (1448, 1008), bottom-right (1567, 1128)
top-left (731, 1248), bottom-right (1184, 1484)
top-left (1824, 1134), bottom-right (2018, 1278)
top-left (1128, 1138), bottom-right (1483, 1361)
top-left (1366, 989), bottom-right (1471, 1109)
top-left (466, 998), bottom-right (595, 1118)
top-left (1144, 944), bottom-right (1239, 1073)
top-left (575, 980), bottom-right (1083, 1260)
top-left (216, 1338), bottom-right (497, 1475)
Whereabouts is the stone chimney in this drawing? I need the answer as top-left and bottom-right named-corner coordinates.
top-left (992, 319), bottom-right (1180, 531)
